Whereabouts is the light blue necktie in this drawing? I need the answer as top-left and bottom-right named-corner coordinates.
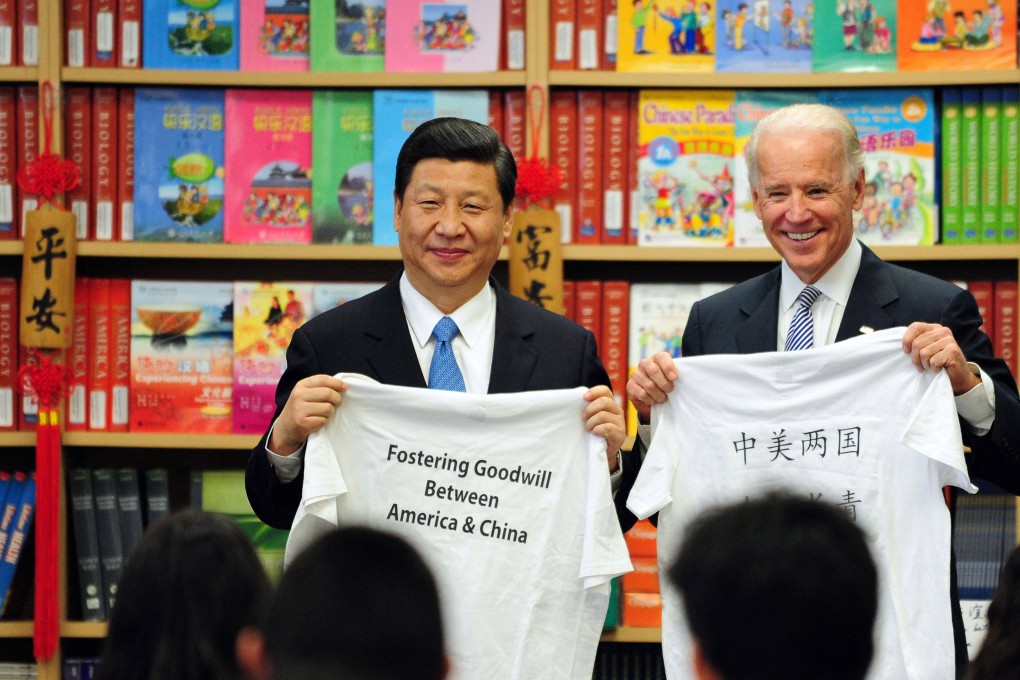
top-left (785, 286), bottom-right (822, 352)
top-left (428, 317), bottom-right (466, 392)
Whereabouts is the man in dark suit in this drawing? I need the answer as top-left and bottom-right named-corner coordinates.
top-left (246, 117), bottom-right (625, 531)
top-left (622, 103), bottom-right (1020, 678)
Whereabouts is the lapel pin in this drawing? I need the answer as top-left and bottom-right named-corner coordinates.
top-left (859, 326), bottom-right (874, 334)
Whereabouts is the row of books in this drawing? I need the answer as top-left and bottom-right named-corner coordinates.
top-left (0, 471), bottom-right (36, 621)
top-left (59, 0), bottom-right (523, 74)
top-left (592, 643), bottom-right (666, 679)
top-left (0, 663), bottom-right (37, 680)
top-left (61, 660), bottom-right (98, 679)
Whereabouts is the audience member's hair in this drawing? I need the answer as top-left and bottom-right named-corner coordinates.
top-left (967, 544), bottom-right (1020, 680)
top-left (669, 494), bottom-right (878, 680)
top-left (263, 526), bottom-right (445, 680)
top-left (96, 509), bottom-right (272, 680)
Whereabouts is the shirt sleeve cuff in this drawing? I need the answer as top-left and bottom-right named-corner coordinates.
top-left (955, 362), bottom-right (996, 435)
top-left (610, 452), bottom-right (623, 498)
top-left (265, 420), bottom-right (306, 483)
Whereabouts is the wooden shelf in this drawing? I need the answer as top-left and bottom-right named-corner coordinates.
top-left (77, 241), bottom-right (405, 261)
top-left (60, 621), bottom-right (107, 639)
top-left (0, 621), bottom-right (34, 638)
top-left (0, 241), bottom-right (22, 255)
top-left (62, 432), bottom-right (260, 450)
top-left (0, 67), bottom-right (40, 83)
top-left (600, 626), bottom-right (662, 643)
top-left (0, 433), bottom-right (36, 447)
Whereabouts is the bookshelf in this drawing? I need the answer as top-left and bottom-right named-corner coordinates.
top-left (0, 0), bottom-right (1017, 677)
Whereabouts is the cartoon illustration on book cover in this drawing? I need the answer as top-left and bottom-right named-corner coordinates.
top-left (715, 0), bottom-right (812, 72)
top-left (257, 0), bottom-right (310, 58)
top-left (813, 0), bottom-right (896, 71)
top-left (899, 0), bottom-right (1015, 71)
top-left (167, 2), bottom-right (236, 58)
top-left (617, 0), bottom-right (715, 72)
top-left (337, 0), bottom-right (387, 55)
top-left (386, 0), bottom-right (498, 71)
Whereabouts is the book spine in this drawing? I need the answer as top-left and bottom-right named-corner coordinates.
top-left (67, 278), bottom-right (90, 432)
top-left (562, 279), bottom-right (576, 320)
top-left (601, 280), bottom-right (629, 417)
top-left (1001, 87), bottom-right (1018, 244)
top-left (577, 0), bottom-right (602, 69)
top-left (113, 468), bottom-right (143, 558)
top-left (995, 281), bottom-right (1018, 379)
top-left (487, 90), bottom-right (504, 138)
top-left (575, 280), bottom-right (603, 346)
top-left (968, 280), bottom-right (995, 342)
top-left (91, 87), bottom-right (118, 241)
top-left (117, 0), bottom-right (140, 68)
top-left (0, 278), bottom-right (14, 431)
top-left (960, 88), bottom-right (982, 245)
top-left (91, 0), bottom-right (116, 68)
top-left (0, 472), bottom-right (34, 616)
top-left (0, 86), bottom-right (14, 239)
top-left (502, 0), bottom-right (525, 70)
top-left (0, 1), bottom-right (14, 66)
top-left (980, 87), bottom-right (1002, 244)
top-left (940, 88), bottom-right (962, 245)
top-left (15, 85), bottom-right (38, 237)
top-left (65, 86), bottom-right (92, 241)
top-left (550, 89), bottom-right (577, 245)
top-left (88, 278), bottom-right (111, 431)
top-left (67, 468), bottom-right (106, 621)
top-left (503, 89), bottom-right (526, 210)
top-left (602, 90), bottom-right (629, 244)
top-left (143, 468), bottom-right (170, 527)
top-left (576, 90), bottom-right (604, 244)
top-left (109, 278), bottom-right (130, 431)
top-left (601, 0), bottom-right (617, 70)
top-left (0, 472), bottom-right (23, 564)
top-left (117, 88), bottom-right (135, 241)
top-left (627, 89), bottom-right (640, 244)
top-left (549, 0), bottom-right (576, 69)
top-left (64, 0), bottom-right (91, 67)
top-left (91, 468), bottom-right (123, 614)
top-left (17, 347), bottom-right (36, 431)
top-left (16, 0), bottom-right (37, 66)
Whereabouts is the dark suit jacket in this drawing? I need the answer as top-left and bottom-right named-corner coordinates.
top-left (617, 243), bottom-right (1020, 677)
top-left (246, 273), bottom-right (612, 530)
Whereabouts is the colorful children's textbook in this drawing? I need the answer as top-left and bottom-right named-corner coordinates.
top-left (635, 89), bottom-right (735, 246)
top-left (715, 0), bottom-right (812, 73)
top-left (224, 89), bottom-right (312, 244)
top-left (130, 280), bottom-right (233, 433)
top-left (819, 88), bottom-right (937, 246)
top-left (232, 282), bottom-right (313, 435)
top-left (133, 88), bottom-right (226, 243)
top-left (142, 0), bottom-right (239, 70)
top-left (898, 0), bottom-right (1015, 71)
top-left (616, 0), bottom-right (715, 72)
top-left (311, 91), bottom-right (374, 244)
top-left (371, 89), bottom-right (489, 246)
top-left (240, 0), bottom-right (310, 71)
top-left (812, 0), bottom-right (897, 72)
top-left (385, 0), bottom-right (499, 72)
top-left (309, 0), bottom-right (385, 71)
top-left (311, 282), bottom-right (385, 317)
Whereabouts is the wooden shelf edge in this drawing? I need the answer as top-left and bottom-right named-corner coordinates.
top-left (0, 67), bottom-right (40, 83)
top-left (0, 433), bottom-right (36, 447)
top-left (0, 621), bottom-right (34, 638)
top-left (563, 244), bottom-right (1020, 262)
top-left (60, 621), bottom-right (108, 638)
top-left (62, 432), bottom-right (260, 450)
top-left (600, 626), bottom-right (662, 643)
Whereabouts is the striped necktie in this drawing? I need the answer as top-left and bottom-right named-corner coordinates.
top-left (785, 286), bottom-right (822, 352)
top-left (428, 317), bottom-right (466, 391)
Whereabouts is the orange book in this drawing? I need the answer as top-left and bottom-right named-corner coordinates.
top-left (601, 0), bottom-right (617, 70)
top-left (550, 89), bottom-right (577, 244)
top-left (601, 280), bottom-right (629, 415)
top-left (562, 279), bottom-right (576, 320)
top-left (576, 0), bottom-right (602, 69)
top-left (117, 88), bottom-right (135, 241)
top-left (994, 281), bottom-right (1017, 378)
top-left (621, 557), bottom-right (659, 593)
top-left (91, 0), bottom-right (116, 68)
top-left (88, 278), bottom-right (111, 431)
top-left (898, 1), bottom-right (1016, 72)
top-left (602, 90), bottom-right (629, 244)
top-left (64, 86), bottom-right (92, 241)
top-left (502, 0), bottom-right (525, 70)
top-left (64, 0), bottom-right (91, 67)
top-left (91, 87), bottom-right (118, 241)
top-left (621, 591), bottom-right (662, 628)
top-left (15, 85), bottom-right (37, 238)
top-left (16, 0), bottom-right (37, 66)
top-left (549, 0), bottom-right (576, 69)
top-left (627, 89), bottom-right (639, 243)
top-left (968, 280), bottom-right (994, 340)
top-left (574, 280), bottom-right (602, 345)
top-left (0, 278), bottom-right (16, 431)
top-left (117, 0), bottom-right (140, 68)
top-left (503, 89), bottom-right (526, 210)
top-left (624, 518), bottom-right (657, 557)
top-left (0, 87), bottom-right (15, 240)
top-left (575, 90), bottom-right (603, 244)
top-left (487, 90), bottom-right (504, 137)
top-left (109, 279), bottom-right (130, 431)
top-left (67, 278), bottom-right (91, 432)
top-left (0, 1), bottom-right (15, 66)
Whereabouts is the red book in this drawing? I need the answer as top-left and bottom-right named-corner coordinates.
top-left (88, 278), bottom-right (111, 431)
top-left (627, 89), bottom-right (639, 244)
top-left (575, 90), bottom-right (603, 244)
top-left (502, 0), bottom-right (525, 70)
top-left (601, 0), bottom-right (617, 70)
top-left (67, 278), bottom-right (90, 432)
top-left (117, 88), bottom-right (135, 241)
top-left (117, 0), bottom-right (140, 68)
top-left (109, 278), bottom-right (130, 431)
top-left (0, 278), bottom-right (16, 432)
top-left (0, 87), bottom-right (15, 240)
top-left (968, 280), bottom-right (994, 341)
top-left (488, 90), bottom-right (504, 138)
top-left (574, 280), bottom-right (602, 346)
top-left (91, 86), bottom-right (118, 241)
top-left (550, 89), bottom-right (577, 245)
top-left (64, 86), bottom-right (92, 241)
top-left (576, 0), bottom-right (602, 69)
top-left (562, 279), bottom-right (576, 320)
top-left (549, 0), bottom-right (576, 69)
top-left (601, 280), bottom-right (629, 415)
top-left (15, 85), bottom-right (38, 238)
top-left (602, 90), bottom-right (629, 244)
top-left (64, 0), bottom-right (91, 67)
top-left (91, 0), bottom-right (116, 68)
top-left (16, 0), bottom-right (37, 66)
top-left (0, 1), bottom-right (15, 66)
top-left (995, 281), bottom-right (1018, 379)
top-left (503, 89), bottom-right (526, 209)
top-left (18, 346), bottom-right (36, 431)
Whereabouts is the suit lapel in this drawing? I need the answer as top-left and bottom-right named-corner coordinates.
top-left (737, 269), bottom-right (782, 354)
top-left (364, 275), bottom-right (428, 389)
top-left (836, 244), bottom-right (898, 342)
top-left (488, 283), bottom-right (538, 393)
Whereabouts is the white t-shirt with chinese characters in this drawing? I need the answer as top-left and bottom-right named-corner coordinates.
top-left (626, 328), bottom-right (976, 680)
top-left (287, 374), bottom-right (633, 680)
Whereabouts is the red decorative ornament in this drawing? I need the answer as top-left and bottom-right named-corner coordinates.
top-left (16, 82), bottom-right (81, 209)
top-left (513, 86), bottom-right (561, 210)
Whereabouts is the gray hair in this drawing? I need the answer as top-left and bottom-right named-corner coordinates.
top-left (745, 103), bottom-right (865, 189)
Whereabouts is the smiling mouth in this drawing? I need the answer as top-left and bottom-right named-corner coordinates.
top-left (787, 230), bottom-right (819, 242)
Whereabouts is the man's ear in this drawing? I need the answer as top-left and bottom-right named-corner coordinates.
top-left (236, 626), bottom-right (270, 680)
top-left (692, 640), bottom-right (722, 680)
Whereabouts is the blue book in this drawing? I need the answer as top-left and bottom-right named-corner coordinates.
top-left (133, 88), bottom-right (226, 242)
top-left (371, 90), bottom-right (489, 246)
top-left (0, 472), bottom-right (11, 514)
top-left (715, 0), bottom-right (812, 73)
top-left (0, 472), bottom-right (35, 616)
top-left (0, 472), bottom-right (25, 565)
top-left (142, 0), bottom-right (239, 71)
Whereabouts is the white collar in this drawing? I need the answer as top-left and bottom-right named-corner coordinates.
top-left (780, 238), bottom-right (862, 312)
top-left (400, 273), bottom-right (495, 350)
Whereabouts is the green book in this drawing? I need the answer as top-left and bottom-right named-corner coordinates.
top-left (940, 88), bottom-right (962, 244)
top-left (980, 87), bottom-right (1002, 244)
top-left (311, 91), bottom-right (374, 244)
top-left (1001, 87), bottom-right (1019, 244)
top-left (960, 88), bottom-right (982, 245)
top-left (310, 0), bottom-right (385, 72)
